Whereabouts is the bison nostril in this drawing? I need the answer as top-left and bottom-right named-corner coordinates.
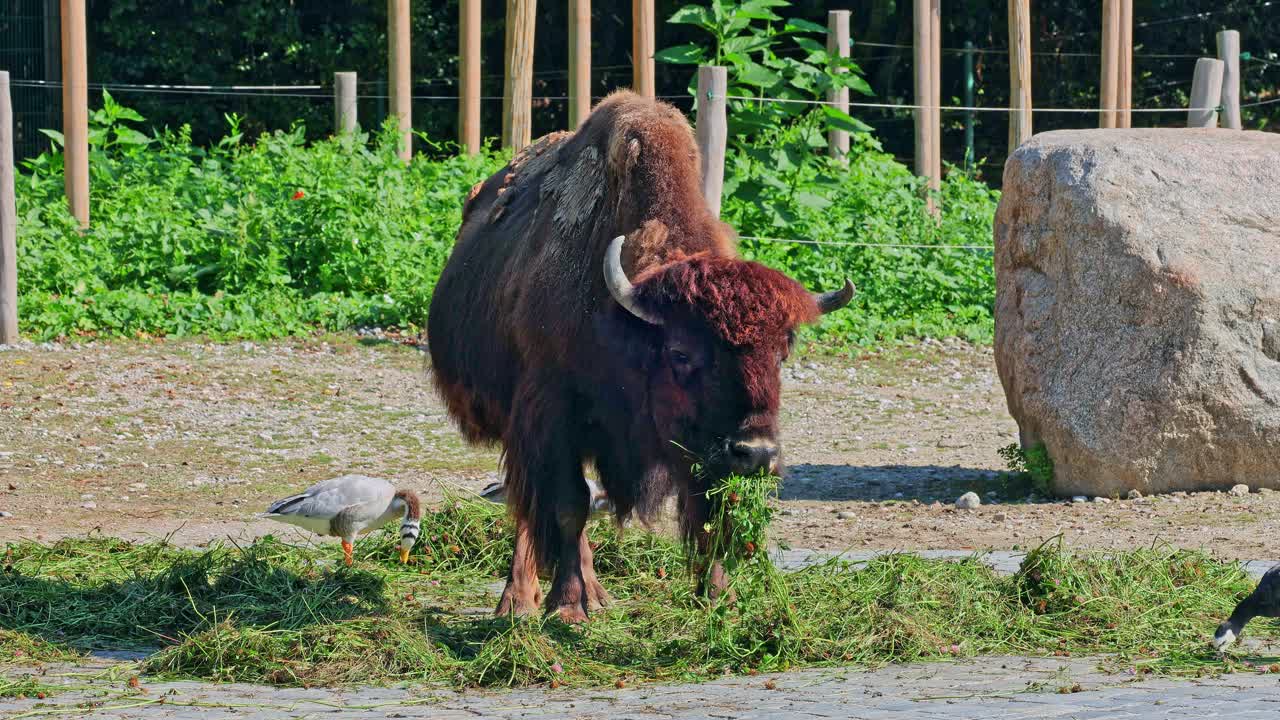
top-left (729, 441), bottom-right (779, 473)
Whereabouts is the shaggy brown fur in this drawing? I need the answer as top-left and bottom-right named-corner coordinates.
top-left (428, 91), bottom-right (846, 622)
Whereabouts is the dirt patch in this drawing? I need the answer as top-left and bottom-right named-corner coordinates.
top-left (2, 336), bottom-right (1278, 559)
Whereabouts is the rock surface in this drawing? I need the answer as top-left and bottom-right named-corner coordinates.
top-left (995, 129), bottom-right (1280, 497)
top-left (955, 491), bottom-right (981, 510)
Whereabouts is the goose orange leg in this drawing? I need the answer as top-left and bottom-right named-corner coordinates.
top-left (341, 540), bottom-right (354, 566)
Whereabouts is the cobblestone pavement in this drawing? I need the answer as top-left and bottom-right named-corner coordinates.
top-left (5, 654), bottom-right (1280, 720)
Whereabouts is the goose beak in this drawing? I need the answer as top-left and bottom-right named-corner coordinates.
top-left (399, 547), bottom-right (411, 564)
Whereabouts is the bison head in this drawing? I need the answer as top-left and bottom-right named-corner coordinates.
top-left (605, 236), bottom-right (853, 484)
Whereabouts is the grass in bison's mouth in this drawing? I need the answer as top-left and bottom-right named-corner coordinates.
top-left (0, 486), bottom-right (1272, 689)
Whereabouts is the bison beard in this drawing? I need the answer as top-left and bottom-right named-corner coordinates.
top-left (428, 91), bottom-right (852, 622)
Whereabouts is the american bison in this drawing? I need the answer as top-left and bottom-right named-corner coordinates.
top-left (428, 91), bottom-right (852, 622)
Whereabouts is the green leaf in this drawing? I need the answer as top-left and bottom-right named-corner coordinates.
top-left (668, 5), bottom-right (714, 28)
top-left (655, 44), bottom-right (705, 64)
top-left (735, 7), bottom-right (783, 22)
top-left (792, 37), bottom-right (827, 54)
top-left (114, 127), bottom-right (153, 146)
top-left (39, 129), bottom-right (65, 148)
top-left (822, 106), bottom-right (874, 133)
top-left (736, 62), bottom-right (783, 88)
top-left (722, 34), bottom-right (771, 56)
top-left (783, 18), bottom-right (828, 34)
top-left (770, 146), bottom-right (803, 173)
top-left (836, 73), bottom-right (875, 97)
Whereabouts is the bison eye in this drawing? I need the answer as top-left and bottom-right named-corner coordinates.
top-left (670, 349), bottom-right (691, 367)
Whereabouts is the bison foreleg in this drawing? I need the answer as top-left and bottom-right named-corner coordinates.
top-left (545, 490), bottom-right (597, 623)
top-left (578, 531), bottom-right (611, 611)
top-left (496, 518), bottom-right (542, 617)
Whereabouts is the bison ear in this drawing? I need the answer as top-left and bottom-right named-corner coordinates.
top-left (605, 236), bottom-right (664, 325)
top-left (814, 279), bottom-right (856, 314)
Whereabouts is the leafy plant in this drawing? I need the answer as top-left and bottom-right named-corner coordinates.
top-left (999, 442), bottom-right (1055, 494)
top-left (16, 87), bottom-right (997, 345)
top-left (661, 1), bottom-right (999, 346)
top-left (659, 0), bottom-right (877, 223)
top-left (698, 473), bottom-right (799, 668)
top-left (16, 92), bottom-right (505, 340)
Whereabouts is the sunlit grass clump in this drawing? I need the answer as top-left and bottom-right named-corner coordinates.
top-left (0, 485), bottom-right (1271, 688)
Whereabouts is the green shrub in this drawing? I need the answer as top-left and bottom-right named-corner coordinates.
top-left (17, 93), bottom-right (505, 340)
top-left (999, 442), bottom-right (1055, 494)
top-left (660, 0), bottom-right (997, 346)
top-left (16, 88), bottom-right (996, 344)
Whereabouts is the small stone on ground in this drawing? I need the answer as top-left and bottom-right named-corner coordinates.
top-left (955, 491), bottom-right (981, 510)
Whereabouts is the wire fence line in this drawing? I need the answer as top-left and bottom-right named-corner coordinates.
top-left (851, 40), bottom-right (1204, 59)
top-left (1057, 0), bottom-right (1278, 38)
top-left (738, 235), bottom-right (992, 251)
top-left (14, 78), bottom-right (1271, 113)
top-left (718, 93), bottom-right (1240, 113)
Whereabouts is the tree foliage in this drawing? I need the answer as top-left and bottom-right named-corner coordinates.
top-left (78, 0), bottom-right (1278, 178)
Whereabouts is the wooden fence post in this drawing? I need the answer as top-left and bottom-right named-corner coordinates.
top-left (1100, 0), bottom-right (1120, 128)
top-left (1118, 0), bottom-right (1132, 128)
top-left (826, 10), bottom-right (850, 161)
top-left (963, 40), bottom-right (975, 168)
top-left (503, 0), bottom-right (536, 150)
top-left (1007, 0), bottom-right (1032, 154)
top-left (929, 0), bottom-right (941, 194)
top-left (913, 0), bottom-right (935, 204)
top-left (695, 66), bottom-right (727, 217)
top-left (1187, 58), bottom-right (1224, 128)
top-left (1217, 30), bottom-right (1241, 130)
top-left (0, 72), bottom-right (17, 344)
top-left (569, 0), bottom-right (591, 127)
top-left (334, 72), bottom-right (357, 134)
top-left (459, 0), bottom-right (481, 153)
top-left (61, 0), bottom-right (89, 228)
top-left (633, 0), bottom-right (655, 97)
top-left (388, 0), bottom-right (412, 162)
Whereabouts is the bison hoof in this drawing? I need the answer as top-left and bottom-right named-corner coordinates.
top-left (585, 579), bottom-right (611, 611)
top-left (553, 603), bottom-right (590, 624)
top-left (495, 583), bottom-right (542, 618)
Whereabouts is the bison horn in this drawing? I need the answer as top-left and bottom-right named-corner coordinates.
top-left (604, 235), bottom-right (663, 325)
top-left (815, 279), bottom-right (856, 314)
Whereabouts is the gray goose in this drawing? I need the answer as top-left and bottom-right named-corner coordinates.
top-left (1214, 564), bottom-right (1280, 650)
top-left (263, 474), bottom-right (421, 565)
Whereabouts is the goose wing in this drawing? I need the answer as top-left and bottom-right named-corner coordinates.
top-left (263, 475), bottom-right (396, 531)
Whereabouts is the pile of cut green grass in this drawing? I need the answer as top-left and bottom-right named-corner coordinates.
top-left (0, 496), bottom-right (1269, 688)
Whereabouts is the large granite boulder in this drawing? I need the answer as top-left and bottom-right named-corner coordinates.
top-left (995, 129), bottom-right (1280, 497)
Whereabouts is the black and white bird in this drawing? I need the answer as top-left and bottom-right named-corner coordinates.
top-left (1214, 564), bottom-right (1280, 650)
top-left (263, 474), bottom-right (421, 566)
top-left (480, 477), bottom-right (613, 520)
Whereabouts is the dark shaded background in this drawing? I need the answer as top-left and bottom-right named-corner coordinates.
top-left (2, 0), bottom-right (1277, 184)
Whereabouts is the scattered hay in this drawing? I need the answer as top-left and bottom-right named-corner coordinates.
top-left (0, 493), bottom-right (1271, 688)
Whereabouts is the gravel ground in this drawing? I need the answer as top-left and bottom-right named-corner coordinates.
top-left (6, 653), bottom-right (1280, 719)
top-left (2, 335), bottom-right (1279, 559)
